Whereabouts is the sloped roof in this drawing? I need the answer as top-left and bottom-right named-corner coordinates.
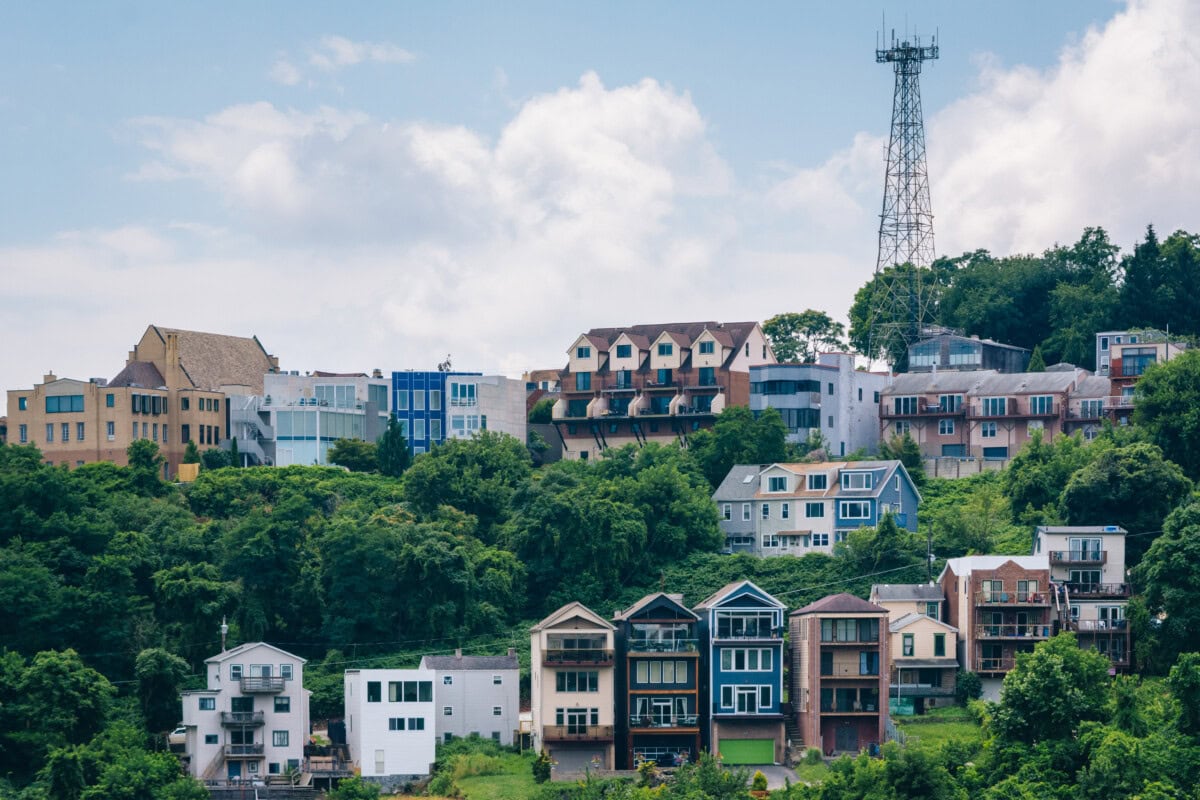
top-left (1071, 375), bottom-right (1112, 398)
top-left (576, 321), bottom-right (762, 369)
top-left (791, 592), bottom-right (887, 616)
top-left (938, 555), bottom-right (1048, 582)
top-left (712, 464), bottom-right (762, 501)
top-left (148, 325), bottom-right (276, 394)
top-left (531, 601), bottom-right (615, 632)
top-left (889, 612), bottom-right (959, 634)
top-left (109, 360), bottom-right (166, 389)
top-left (871, 584), bottom-right (945, 603)
top-left (882, 370), bottom-right (997, 395)
top-left (206, 641), bottom-right (306, 664)
top-left (694, 580), bottom-right (784, 611)
top-left (420, 653), bottom-right (518, 671)
top-left (614, 592), bottom-right (698, 622)
top-left (975, 370), bottom-right (1083, 395)
top-left (311, 371), bottom-right (368, 378)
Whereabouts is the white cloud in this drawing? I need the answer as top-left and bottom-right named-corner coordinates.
top-left (309, 35), bottom-right (414, 71)
top-left (269, 58), bottom-right (302, 86)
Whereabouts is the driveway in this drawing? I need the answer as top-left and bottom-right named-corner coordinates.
top-left (747, 764), bottom-right (801, 790)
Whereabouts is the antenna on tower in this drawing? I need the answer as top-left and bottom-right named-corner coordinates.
top-left (865, 25), bottom-right (940, 369)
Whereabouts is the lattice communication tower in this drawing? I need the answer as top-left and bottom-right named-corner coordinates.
top-left (867, 30), bottom-right (939, 368)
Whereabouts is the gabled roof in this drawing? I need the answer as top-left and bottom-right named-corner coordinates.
top-left (882, 370), bottom-right (997, 395)
top-left (871, 584), bottom-right (945, 603)
top-left (694, 580), bottom-right (784, 612)
top-left (147, 325), bottom-right (277, 394)
top-left (1071, 376), bottom-right (1112, 398)
top-left (570, 333), bottom-right (610, 352)
top-left (974, 370), bottom-right (1084, 395)
top-left (613, 332), bottom-right (651, 351)
top-left (938, 555), bottom-right (1049, 583)
top-left (614, 592), bottom-right (698, 622)
top-left (419, 653), bottom-right (519, 671)
top-left (109, 361), bottom-right (166, 389)
top-left (206, 641), bottom-right (306, 664)
top-left (712, 464), bottom-right (762, 501)
top-left (791, 592), bottom-right (887, 616)
top-left (573, 322), bottom-right (763, 370)
top-left (531, 601), bottom-right (615, 632)
top-left (701, 327), bottom-right (735, 348)
top-left (889, 612), bottom-right (959, 634)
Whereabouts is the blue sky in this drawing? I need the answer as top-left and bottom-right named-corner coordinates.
top-left (3, 0), bottom-right (1195, 415)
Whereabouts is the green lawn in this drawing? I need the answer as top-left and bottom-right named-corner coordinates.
top-left (793, 760), bottom-right (831, 783)
top-left (454, 751), bottom-right (539, 800)
top-left (896, 708), bottom-right (982, 753)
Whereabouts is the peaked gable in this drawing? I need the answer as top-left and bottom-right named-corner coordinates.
top-left (531, 601), bottom-right (615, 632)
top-left (695, 580), bottom-right (785, 612)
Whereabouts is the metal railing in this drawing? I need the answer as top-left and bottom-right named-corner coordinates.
top-left (542, 724), bottom-right (614, 741)
top-left (628, 639), bottom-right (699, 653)
top-left (1049, 550), bottom-right (1106, 565)
top-left (975, 591), bottom-right (1050, 605)
top-left (630, 715), bottom-right (699, 729)
top-left (543, 648), bottom-right (614, 666)
top-left (1063, 582), bottom-right (1130, 598)
top-left (976, 657), bottom-right (1017, 673)
top-left (224, 743), bottom-right (265, 757)
top-left (240, 676), bottom-right (286, 693)
top-left (1072, 619), bottom-right (1129, 632)
top-left (975, 623), bottom-right (1052, 639)
top-left (820, 701), bottom-right (880, 713)
top-left (220, 711), bottom-right (265, 726)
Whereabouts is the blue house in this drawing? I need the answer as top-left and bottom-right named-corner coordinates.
top-left (693, 581), bottom-right (787, 765)
top-left (391, 371), bottom-right (481, 454)
top-left (829, 460), bottom-right (920, 537)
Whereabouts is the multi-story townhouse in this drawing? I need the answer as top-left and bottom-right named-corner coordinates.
top-left (530, 603), bottom-right (617, 772)
top-left (0, 415), bottom-right (6, 445)
top-left (749, 353), bottom-right (891, 457)
top-left (1095, 329), bottom-right (1187, 385)
top-left (869, 584), bottom-right (957, 715)
top-left (343, 668), bottom-right (437, 791)
top-left (6, 325), bottom-right (279, 477)
top-left (939, 555), bottom-right (1059, 700)
top-left (881, 368), bottom-right (1106, 460)
top-left (612, 593), bottom-right (702, 769)
top-left (391, 371), bottom-right (527, 454)
top-left (693, 581), bottom-right (787, 765)
top-left (790, 594), bottom-right (890, 756)
top-left (713, 461), bottom-right (920, 557)
top-left (907, 332), bottom-right (1030, 374)
top-left (418, 649), bottom-right (520, 745)
top-left (226, 370), bottom-right (390, 466)
top-left (1033, 525), bottom-right (1131, 671)
top-left (551, 321), bottom-right (775, 460)
top-left (180, 642), bottom-right (310, 786)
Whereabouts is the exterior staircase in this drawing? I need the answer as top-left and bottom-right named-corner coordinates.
top-left (783, 708), bottom-right (805, 766)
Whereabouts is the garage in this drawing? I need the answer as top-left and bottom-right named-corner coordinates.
top-left (549, 746), bottom-right (606, 773)
top-left (718, 738), bottom-right (774, 764)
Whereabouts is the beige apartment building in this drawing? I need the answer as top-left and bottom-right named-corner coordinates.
top-left (869, 584), bottom-right (958, 715)
top-left (6, 325), bottom-right (279, 478)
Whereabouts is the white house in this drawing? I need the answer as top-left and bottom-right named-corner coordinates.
top-left (419, 649), bottom-right (520, 745)
top-left (344, 668), bottom-right (437, 792)
top-left (180, 642), bottom-right (310, 785)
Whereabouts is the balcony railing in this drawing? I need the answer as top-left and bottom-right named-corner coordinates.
top-left (224, 743), bottom-right (265, 758)
top-left (240, 676), bottom-right (286, 693)
top-left (881, 403), bottom-right (965, 419)
top-left (975, 591), bottom-right (1050, 606)
top-left (220, 711), bottom-right (265, 727)
top-left (975, 623), bottom-right (1052, 639)
top-left (1072, 619), bottom-right (1129, 633)
top-left (628, 639), bottom-right (698, 653)
top-left (967, 403), bottom-right (1059, 419)
top-left (542, 725), bottom-right (614, 742)
top-left (976, 657), bottom-right (1017, 673)
top-left (543, 648), bottom-right (614, 666)
top-left (819, 634), bottom-right (881, 645)
top-left (820, 702), bottom-right (880, 714)
top-left (820, 668), bottom-right (880, 678)
top-left (1063, 582), bottom-right (1130, 599)
top-left (1064, 395), bottom-right (1136, 419)
top-left (1049, 550), bottom-right (1106, 566)
top-left (630, 715), bottom-right (699, 729)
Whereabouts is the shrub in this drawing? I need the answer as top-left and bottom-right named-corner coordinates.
top-left (533, 749), bottom-right (553, 783)
top-left (956, 670), bottom-right (983, 705)
top-left (752, 769), bottom-right (769, 791)
top-left (804, 748), bottom-right (824, 765)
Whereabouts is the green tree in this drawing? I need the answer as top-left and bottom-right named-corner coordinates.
top-left (1167, 652), bottom-right (1200, 736)
top-left (1136, 502), bottom-right (1200, 669)
top-left (1002, 432), bottom-right (1093, 525)
top-left (763, 310), bottom-right (847, 363)
top-left (126, 439), bottom-right (166, 495)
top-left (528, 397), bottom-right (555, 424)
top-left (688, 406), bottom-right (787, 488)
top-left (835, 512), bottom-right (923, 577)
top-left (228, 436), bottom-right (240, 467)
top-left (200, 448), bottom-right (232, 470)
top-left (134, 648), bottom-right (190, 734)
top-left (849, 260), bottom-right (950, 368)
top-left (1134, 350), bottom-right (1200, 480)
top-left (375, 416), bottom-right (412, 478)
top-left (182, 441), bottom-right (201, 464)
top-left (328, 438), bottom-right (379, 472)
top-left (328, 775), bottom-right (382, 799)
top-left (878, 433), bottom-right (925, 485)
top-left (1027, 345), bottom-right (1046, 372)
top-left (991, 633), bottom-right (1112, 745)
top-left (1119, 227), bottom-right (1200, 336)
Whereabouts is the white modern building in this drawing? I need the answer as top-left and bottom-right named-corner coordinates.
top-left (344, 668), bottom-right (437, 791)
top-left (419, 649), bottom-right (520, 745)
top-left (179, 642), bottom-right (310, 786)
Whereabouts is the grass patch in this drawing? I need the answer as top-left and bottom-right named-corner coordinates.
top-left (896, 712), bottom-right (982, 753)
top-left (793, 760), bottom-right (831, 784)
top-left (455, 751), bottom-right (539, 800)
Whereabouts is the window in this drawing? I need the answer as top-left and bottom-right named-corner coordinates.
top-left (430, 419), bottom-right (442, 440)
top-left (840, 501), bottom-right (871, 519)
top-left (934, 633), bottom-right (946, 657)
top-left (719, 648), bottom-right (774, 671)
top-left (152, 423), bottom-right (158, 442)
top-left (18, 397), bottom-right (27, 411)
top-left (1121, 347), bottom-right (1158, 376)
top-left (761, 503), bottom-right (769, 520)
top-left (742, 503), bottom-right (751, 521)
top-left (181, 424), bottom-right (190, 443)
top-left (939, 394), bottom-right (963, 412)
top-left (1017, 580), bottom-right (1038, 602)
top-left (413, 391), bottom-right (425, 411)
top-left (493, 674), bottom-right (503, 685)
top-left (762, 532), bottom-right (779, 548)
top-left (576, 346), bottom-right (591, 359)
top-left (893, 396), bottom-right (918, 415)
top-left (19, 425), bottom-right (27, 443)
top-left (230, 664), bottom-right (244, 680)
top-left (895, 420), bottom-right (910, 435)
top-left (389, 717), bottom-right (405, 730)
top-left (45, 395), bottom-right (84, 413)
top-left (443, 706), bottom-right (453, 716)
top-left (982, 397), bottom-right (1008, 416)
top-left (104, 393), bottom-right (114, 408)
top-left (938, 418), bottom-right (954, 435)
top-left (859, 651), bottom-right (880, 675)
top-left (698, 366), bottom-right (716, 386)
top-left (61, 423), bottom-right (69, 442)
top-left (272, 731), bottom-right (288, 747)
top-left (493, 706), bottom-right (503, 716)
top-left (658, 342), bottom-right (673, 356)
top-left (443, 675), bottom-right (453, 685)
top-left (805, 502), bottom-right (824, 518)
top-left (1080, 399), bottom-right (1104, 417)
top-left (181, 397), bottom-right (190, 411)
top-left (807, 473), bottom-right (828, 491)
top-left (699, 340), bottom-right (715, 354)
top-left (828, 382), bottom-right (834, 395)
top-left (781, 503), bottom-right (790, 520)
top-left (812, 533), bottom-right (829, 547)
top-left (205, 734), bottom-right (218, 744)
top-left (1027, 420), bottom-right (1044, 433)
top-left (616, 344), bottom-right (632, 358)
top-left (45, 424), bottom-right (53, 443)
top-left (981, 421), bottom-right (997, 438)
top-left (841, 472), bottom-right (872, 490)
top-left (556, 671), bottom-right (599, 692)
top-left (275, 697), bottom-right (290, 712)
top-left (367, 681), bottom-right (381, 703)
top-left (926, 602), bottom-right (939, 620)
top-left (199, 697), bottom-right (215, 710)
top-left (1029, 395), bottom-right (1054, 415)
top-left (395, 391), bottom-right (408, 411)
top-left (722, 503), bottom-right (732, 520)
top-left (575, 372), bottom-right (591, 391)
top-left (656, 368), bottom-right (672, 384)
top-left (413, 419), bottom-right (426, 440)
top-left (1100, 336), bottom-right (1109, 351)
top-left (410, 717), bottom-right (425, 730)
top-left (903, 634), bottom-right (914, 656)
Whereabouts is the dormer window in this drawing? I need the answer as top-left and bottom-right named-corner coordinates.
top-left (807, 474), bottom-right (828, 491)
top-left (699, 341), bottom-right (715, 355)
top-left (841, 472), bottom-right (872, 490)
top-left (658, 343), bottom-right (673, 356)
top-left (616, 344), bottom-right (632, 358)
top-left (577, 346), bottom-right (591, 359)
top-left (767, 476), bottom-right (787, 492)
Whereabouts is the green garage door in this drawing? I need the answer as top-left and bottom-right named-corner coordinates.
top-left (719, 738), bottom-right (774, 764)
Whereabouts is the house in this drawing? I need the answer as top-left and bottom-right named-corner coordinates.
top-left (880, 367), bottom-right (1105, 460)
top-left (712, 461), bottom-right (920, 557)
top-left (179, 642), bottom-right (310, 786)
top-left (869, 584), bottom-right (957, 715)
top-left (612, 593), bottom-right (702, 769)
top-left (227, 370), bottom-right (391, 467)
top-left (694, 581), bottom-right (787, 765)
top-left (5, 325), bottom-right (279, 477)
top-left (938, 555), bottom-right (1058, 700)
top-left (343, 668), bottom-right (437, 791)
top-left (1095, 329), bottom-right (1187, 385)
top-left (907, 332), bottom-right (1030, 374)
top-left (790, 593), bottom-right (890, 756)
top-left (749, 353), bottom-right (891, 457)
top-left (418, 649), bottom-right (521, 745)
top-left (530, 602), bottom-right (617, 773)
top-left (1033, 525), bottom-right (1131, 670)
top-left (551, 321), bottom-right (775, 460)
top-left (392, 371), bottom-right (527, 455)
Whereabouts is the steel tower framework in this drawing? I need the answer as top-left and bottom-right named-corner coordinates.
top-left (869, 31), bottom-right (939, 367)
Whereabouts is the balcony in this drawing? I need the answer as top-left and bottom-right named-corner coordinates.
top-left (240, 676), bottom-right (285, 693)
top-left (975, 591), bottom-right (1050, 606)
top-left (628, 639), bottom-right (699, 654)
top-left (819, 703), bottom-right (880, 715)
top-left (543, 649), bottom-right (614, 667)
top-left (1063, 582), bottom-right (1130, 599)
top-left (224, 744), bottom-right (264, 758)
top-left (976, 657), bottom-right (1017, 674)
top-left (542, 724), bottom-right (614, 742)
top-left (711, 702), bottom-right (783, 717)
top-left (975, 623), bottom-right (1052, 639)
top-left (220, 711), bottom-right (265, 727)
top-left (820, 669), bottom-right (880, 679)
top-left (1072, 619), bottom-right (1129, 634)
top-left (1049, 550), bottom-right (1106, 566)
top-left (818, 634), bottom-right (880, 646)
top-left (881, 403), bottom-right (964, 419)
top-left (968, 403), bottom-right (1059, 419)
top-left (630, 715), bottom-right (699, 730)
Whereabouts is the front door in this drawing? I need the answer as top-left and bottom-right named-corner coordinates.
top-left (835, 723), bottom-right (859, 752)
top-left (566, 709), bottom-right (588, 735)
top-left (227, 761), bottom-right (242, 781)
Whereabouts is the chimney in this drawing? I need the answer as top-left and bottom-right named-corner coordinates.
top-left (372, 368), bottom-right (382, 379)
top-left (455, 648), bottom-right (462, 658)
top-left (43, 371), bottom-right (57, 384)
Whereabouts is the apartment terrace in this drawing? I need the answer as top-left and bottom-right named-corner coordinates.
top-left (974, 590), bottom-right (1051, 606)
top-left (543, 648), bottom-right (615, 666)
top-left (542, 724), bottom-right (615, 742)
top-left (1049, 550), bottom-right (1107, 567)
top-left (973, 620), bottom-right (1054, 640)
top-left (1064, 396), bottom-right (1136, 420)
top-left (1063, 582), bottom-right (1131, 599)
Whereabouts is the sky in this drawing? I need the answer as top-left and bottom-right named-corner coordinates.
top-left (3, 0), bottom-right (1198, 416)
